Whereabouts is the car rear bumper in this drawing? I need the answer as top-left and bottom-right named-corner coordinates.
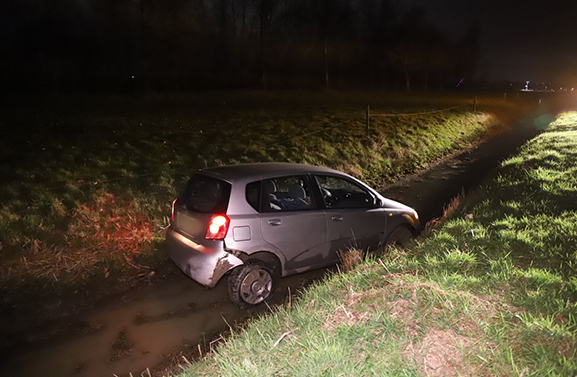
top-left (166, 228), bottom-right (243, 288)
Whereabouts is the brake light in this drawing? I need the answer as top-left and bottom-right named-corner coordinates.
top-left (205, 215), bottom-right (230, 240)
top-left (171, 199), bottom-right (177, 222)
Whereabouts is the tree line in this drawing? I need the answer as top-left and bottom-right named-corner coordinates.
top-left (0, 0), bottom-right (479, 93)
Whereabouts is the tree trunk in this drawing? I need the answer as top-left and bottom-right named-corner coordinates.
top-left (324, 37), bottom-right (329, 90)
top-left (138, 0), bottom-right (149, 92)
top-left (52, 57), bottom-right (60, 95)
top-left (261, 38), bottom-right (266, 89)
top-left (259, 3), bottom-right (267, 89)
top-left (403, 57), bottom-right (411, 91)
top-left (174, 55), bottom-right (179, 92)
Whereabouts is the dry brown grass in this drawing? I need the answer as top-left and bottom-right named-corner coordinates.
top-left (323, 273), bottom-right (519, 377)
top-left (0, 191), bottom-right (159, 285)
top-left (404, 329), bottom-right (474, 377)
top-left (323, 304), bottom-right (371, 332)
top-left (339, 248), bottom-right (364, 273)
top-left (424, 188), bottom-right (465, 233)
top-left (67, 192), bottom-right (156, 257)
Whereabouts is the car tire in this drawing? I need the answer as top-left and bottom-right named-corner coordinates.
top-left (385, 225), bottom-right (414, 250)
top-left (228, 261), bottom-right (273, 307)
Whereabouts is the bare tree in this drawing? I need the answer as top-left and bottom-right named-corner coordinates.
top-left (389, 8), bottom-right (451, 91)
top-left (1, 0), bottom-right (470, 93)
top-left (253, 0), bottom-right (277, 88)
top-left (311, 0), bottom-right (349, 90)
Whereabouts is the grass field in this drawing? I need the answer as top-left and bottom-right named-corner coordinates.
top-left (179, 111), bottom-right (577, 376)
top-left (0, 91), bottom-right (530, 298)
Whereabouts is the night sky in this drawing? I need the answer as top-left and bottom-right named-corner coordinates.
top-left (405, 0), bottom-right (577, 86)
top-left (2, 0), bottom-right (576, 91)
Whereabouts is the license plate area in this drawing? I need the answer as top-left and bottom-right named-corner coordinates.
top-left (176, 210), bottom-right (203, 239)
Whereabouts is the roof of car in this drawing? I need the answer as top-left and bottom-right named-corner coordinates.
top-left (198, 162), bottom-right (346, 182)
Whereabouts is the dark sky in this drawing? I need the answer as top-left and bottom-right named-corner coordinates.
top-left (403, 0), bottom-right (577, 87)
top-left (63, 0), bottom-right (577, 87)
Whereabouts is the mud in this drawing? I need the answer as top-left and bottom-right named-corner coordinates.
top-left (0, 101), bottom-right (562, 377)
top-left (382, 113), bottom-right (545, 224)
top-left (0, 269), bottom-right (325, 377)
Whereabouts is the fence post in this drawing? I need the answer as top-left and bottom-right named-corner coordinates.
top-left (366, 105), bottom-right (370, 137)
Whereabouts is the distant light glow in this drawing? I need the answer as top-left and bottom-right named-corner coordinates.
top-left (455, 77), bottom-right (465, 88)
top-left (521, 81), bottom-right (533, 92)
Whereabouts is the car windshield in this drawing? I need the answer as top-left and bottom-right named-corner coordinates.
top-left (180, 174), bottom-right (231, 213)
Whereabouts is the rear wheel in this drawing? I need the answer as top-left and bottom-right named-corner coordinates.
top-left (385, 226), bottom-right (414, 250)
top-left (228, 261), bottom-right (273, 307)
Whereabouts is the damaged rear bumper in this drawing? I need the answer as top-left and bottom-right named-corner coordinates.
top-left (166, 228), bottom-right (243, 288)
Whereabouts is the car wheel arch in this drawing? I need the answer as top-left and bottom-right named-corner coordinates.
top-left (238, 251), bottom-right (283, 277)
top-left (385, 224), bottom-right (415, 249)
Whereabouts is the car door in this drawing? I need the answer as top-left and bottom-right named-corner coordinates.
top-left (314, 174), bottom-right (387, 260)
top-left (258, 175), bottom-right (329, 275)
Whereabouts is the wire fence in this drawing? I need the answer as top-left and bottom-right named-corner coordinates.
top-left (6, 123), bottom-right (344, 217)
top-left (5, 101), bottom-right (476, 216)
top-left (368, 103), bottom-right (469, 118)
top-left (365, 101), bottom-right (473, 136)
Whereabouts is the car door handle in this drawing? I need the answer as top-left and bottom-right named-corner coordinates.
top-left (331, 215), bottom-right (343, 221)
top-left (268, 219), bottom-right (282, 226)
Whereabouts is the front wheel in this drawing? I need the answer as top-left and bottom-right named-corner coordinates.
top-left (385, 226), bottom-right (414, 250)
top-left (228, 262), bottom-right (273, 307)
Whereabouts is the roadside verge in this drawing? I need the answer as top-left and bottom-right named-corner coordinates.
top-left (180, 111), bottom-right (577, 376)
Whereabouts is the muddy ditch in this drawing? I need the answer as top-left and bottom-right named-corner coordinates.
top-left (0, 103), bottom-right (561, 377)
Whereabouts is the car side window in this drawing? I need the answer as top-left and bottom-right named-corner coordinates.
top-left (261, 175), bottom-right (317, 212)
top-left (314, 175), bottom-right (375, 209)
top-left (245, 181), bottom-right (261, 212)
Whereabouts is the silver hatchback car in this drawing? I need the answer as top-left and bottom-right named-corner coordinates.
top-left (166, 163), bottom-right (420, 306)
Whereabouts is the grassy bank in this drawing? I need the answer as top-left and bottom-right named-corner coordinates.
top-left (180, 111), bottom-right (577, 376)
top-left (0, 91), bottom-right (528, 296)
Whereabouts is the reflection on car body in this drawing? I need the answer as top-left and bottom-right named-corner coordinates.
top-left (166, 162), bottom-right (420, 306)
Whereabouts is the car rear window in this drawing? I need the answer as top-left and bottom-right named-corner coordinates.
top-left (180, 174), bottom-right (231, 213)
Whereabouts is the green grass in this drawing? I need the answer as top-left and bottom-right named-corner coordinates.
top-left (179, 111), bottom-right (577, 377)
top-left (0, 91), bottom-right (528, 295)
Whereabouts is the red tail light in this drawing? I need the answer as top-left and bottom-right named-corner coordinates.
top-left (171, 199), bottom-right (177, 222)
top-left (205, 215), bottom-right (230, 240)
